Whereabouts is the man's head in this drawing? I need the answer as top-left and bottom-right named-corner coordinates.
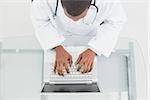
top-left (61, 0), bottom-right (91, 21)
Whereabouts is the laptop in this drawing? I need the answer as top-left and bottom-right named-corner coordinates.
top-left (42, 46), bottom-right (100, 93)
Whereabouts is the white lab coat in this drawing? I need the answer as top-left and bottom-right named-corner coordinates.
top-left (31, 0), bottom-right (127, 57)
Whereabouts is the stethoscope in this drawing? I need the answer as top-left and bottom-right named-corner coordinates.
top-left (53, 0), bottom-right (99, 19)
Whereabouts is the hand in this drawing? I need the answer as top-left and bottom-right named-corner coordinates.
top-left (54, 45), bottom-right (73, 76)
top-left (75, 49), bottom-right (96, 73)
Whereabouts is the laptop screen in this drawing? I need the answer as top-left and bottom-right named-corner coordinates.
top-left (41, 83), bottom-right (100, 93)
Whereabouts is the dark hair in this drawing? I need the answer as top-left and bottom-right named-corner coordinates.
top-left (61, 0), bottom-right (91, 16)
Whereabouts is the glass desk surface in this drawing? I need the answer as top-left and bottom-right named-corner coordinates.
top-left (0, 36), bottom-right (146, 100)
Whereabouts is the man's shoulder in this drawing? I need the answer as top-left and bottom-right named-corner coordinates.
top-left (97, 0), bottom-right (118, 6)
top-left (97, 0), bottom-right (118, 3)
top-left (47, 0), bottom-right (57, 7)
top-left (47, 0), bottom-right (56, 3)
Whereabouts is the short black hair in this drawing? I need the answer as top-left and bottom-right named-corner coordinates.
top-left (61, 0), bottom-right (91, 16)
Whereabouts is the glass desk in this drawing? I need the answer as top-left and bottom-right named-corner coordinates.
top-left (0, 36), bottom-right (146, 100)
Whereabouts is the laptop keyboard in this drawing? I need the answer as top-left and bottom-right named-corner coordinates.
top-left (44, 46), bottom-right (98, 84)
top-left (48, 62), bottom-right (93, 84)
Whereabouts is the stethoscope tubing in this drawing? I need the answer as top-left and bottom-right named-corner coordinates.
top-left (54, 0), bottom-right (98, 17)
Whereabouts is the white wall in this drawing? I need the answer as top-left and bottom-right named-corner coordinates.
top-left (0, 0), bottom-right (148, 66)
top-left (0, 0), bottom-right (34, 37)
top-left (147, 1), bottom-right (150, 100)
top-left (121, 2), bottom-right (148, 68)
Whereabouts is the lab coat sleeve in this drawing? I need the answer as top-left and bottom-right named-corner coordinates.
top-left (31, 0), bottom-right (65, 50)
top-left (88, 0), bottom-right (127, 57)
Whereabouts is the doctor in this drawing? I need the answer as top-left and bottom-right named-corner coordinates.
top-left (31, 0), bottom-right (127, 76)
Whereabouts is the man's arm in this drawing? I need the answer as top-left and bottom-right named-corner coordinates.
top-left (88, 0), bottom-right (127, 57)
top-left (31, 0), bottom-right (65, 50)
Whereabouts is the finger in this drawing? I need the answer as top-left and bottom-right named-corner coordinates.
top-left (65, 64), bottom-right (70, 74)
top-left (89, 62), bottom-right (93, 72)
top-left (57, 68), bottom-right (61, 76)
top-left (61, 65), bottom-right (65, 76)
top-left (77, 58), bottom-right (86, 71)
top-left (70, 60), bottom-right (73, 67)
top-left (56, 66), bottom-right (61, 76)
top-left (57, 61), bottom-right (62, 76)
top-left (82, 62), bottom-right (88, 73)
top-left (87, 60), bottom-right (92, 72)
top-left (69, 55), bottom-right (73, 66)
top-left (75, 54), bottom-right (82, 65)
top-left (78, 57), bottom-right (87, 66)
top-left (64, 61), bottom-right (70, 74)
top-left (55, 61), bottom-right (59, 75)
top-left (77, 59), bottom-right (83, 71)
top-left (54, 61), bottom-right (57, 73)
top-left (77, 64), bottom-right (82, 71)
top-left (68, 58), bottom-right (72, 67)
top-left (60, 63), bottom-right (64, 76)
top-left (79, 64), bottom-right (84, 73)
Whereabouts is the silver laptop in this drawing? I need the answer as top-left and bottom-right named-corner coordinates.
top-left (42, 46), bottom-right (100, 92)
